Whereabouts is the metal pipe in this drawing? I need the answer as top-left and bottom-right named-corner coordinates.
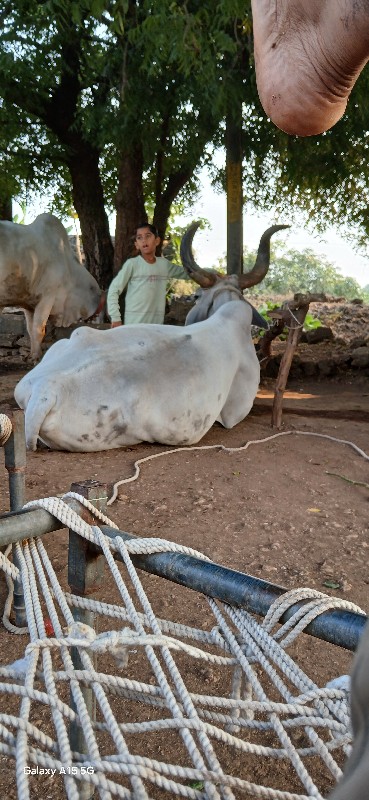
top-left (67, 482), bottom-right (109, 800)
top-left (0, 507), bottom-right (63, 544)
top-left (3, 410), bottom-right (27, 627)
top-left (4, 410), bottom-right (27, 511)
top-left (0, 506), bottom-right (366, 652)
top-left (102, 526), bottom-right (366, 652)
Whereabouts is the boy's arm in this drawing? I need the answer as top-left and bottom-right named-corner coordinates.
top-left (107, 261), bottom-right (133, 323)
top-left (166, 260), bottom-right (194, 281)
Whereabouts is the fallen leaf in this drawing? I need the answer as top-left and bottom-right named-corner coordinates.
top-left (322, 580), bottom-right (341, 590)
top-left (307, 508), bottom-right (321, 513)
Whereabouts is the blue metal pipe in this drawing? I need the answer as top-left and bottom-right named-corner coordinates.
top-left (102, 526), bottom-right (366, 652)
top-left (0, 506), bottom-right (366, 652)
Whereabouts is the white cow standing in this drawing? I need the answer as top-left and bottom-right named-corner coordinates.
top-left (0, 213), bottom-right (103, 360)
top-left (14, 223), bottom-right (287, 452)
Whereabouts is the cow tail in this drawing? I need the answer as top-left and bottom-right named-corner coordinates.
top-left (24, 392), bottom-right (56, 451)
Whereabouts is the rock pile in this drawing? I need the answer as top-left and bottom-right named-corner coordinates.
top-left (261, 299), bottom-right (369, 379)
top-left (163, 295), bottom-right (369, 379)
top-left (0, 311), bottom-right (110, 369)
top-left (0, 312), bottom-right (29, 367)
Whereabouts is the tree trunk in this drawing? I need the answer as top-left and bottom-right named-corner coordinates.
top-left (39, 30), bottom-right (115, 290)
top-left (68, 144), bottom-right (114, 290)
top-left (153, 169), bottom-right (193, 245)
top-left (226, 109), bottom-right (243, 275)
top-left (0, 196), bottom-right (12, 220)
top-left (114, 145), bottom-right (146, 273)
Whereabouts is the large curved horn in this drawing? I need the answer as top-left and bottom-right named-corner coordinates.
top-left (238, 225), bottom-right (290, 289)
top-left (180, 222), bottom-right (219, 288)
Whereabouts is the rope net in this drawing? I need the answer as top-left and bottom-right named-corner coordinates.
top-left (0, 493), bottom-right (363, 800)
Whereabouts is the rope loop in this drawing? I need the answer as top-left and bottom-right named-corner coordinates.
top-left (0, 413), bottom-right (12, 446)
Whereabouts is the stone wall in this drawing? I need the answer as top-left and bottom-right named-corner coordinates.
top-left (0, 311), bottom-right (110, 368)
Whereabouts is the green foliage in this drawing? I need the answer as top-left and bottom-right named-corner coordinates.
top-left (241, 242), bottom-right (366, 301)
top-left (0, 0), bottom-right (253, 218)
top-left (2, 0), bottom-right (369, 280)
top-left (361, 285), bottom-right (369, 303)
top-left (258, 301), bottom-right (321, 330)
top-left (256, 301), bottom-right (322, 340)
top-left (302, 314), bottom-right (323, 331)
top-left (12, 200), bottom-right (27, 224)
top-left (166, 278), bottom-right (195, 303)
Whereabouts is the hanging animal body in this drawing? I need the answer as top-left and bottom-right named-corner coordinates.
top-left (14, 223), bottom-right (287, 452)
top-left (0, 213), bottom-right (103, 360)
top-left (251, 0), bottom-right (369, 136)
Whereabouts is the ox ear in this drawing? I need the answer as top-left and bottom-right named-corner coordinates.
top-left (248, 302), bottom-right (268, 329)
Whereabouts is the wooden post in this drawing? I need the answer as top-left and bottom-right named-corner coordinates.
top-left (271, 304), bottom-right (309, 428)
top-left (266, 293), bottom-right (327, 428)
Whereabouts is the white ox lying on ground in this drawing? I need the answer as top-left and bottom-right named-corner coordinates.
top-left (14, 223), bottom-right (287, 452)
top-left (0, 213), bottom-right (103, 360)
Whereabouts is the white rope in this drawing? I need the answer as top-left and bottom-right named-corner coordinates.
top-left (1, 414), bottom-right (368, 798)
top-left (23, 625), bottom-right (236, 668)
top-left (107, 429), bottom-right (369, 504)
top-left (89, 523), bottom-right (227, 800)
top-left (263, 588), bottom-right (365, 648)
top-left (208, 601), bottom-right (327, 797)
top-left (0, 491), bottom-right (364, 799)
top-left (285, 308), bottom-right (305, 329)
top-left (0, 413), bottom-right (12, 446)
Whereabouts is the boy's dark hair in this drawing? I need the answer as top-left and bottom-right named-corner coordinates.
top-left (136, 223), bottom-right (159, 237)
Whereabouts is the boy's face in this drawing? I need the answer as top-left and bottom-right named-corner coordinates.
top-left (135, 227), bottom-right (160, 260)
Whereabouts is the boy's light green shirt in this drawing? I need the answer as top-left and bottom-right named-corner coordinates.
top-left (107, 255), bottom-right (190, 324)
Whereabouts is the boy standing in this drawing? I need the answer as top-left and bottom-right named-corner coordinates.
top-left (107, 223), bottom-right (191, 327)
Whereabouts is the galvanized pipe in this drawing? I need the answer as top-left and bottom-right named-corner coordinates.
top-left (3, 410), bottom-right (27, 626)
top-left (0, 506), bottom-right (62, 543)
top-left (4, 410), bottom-right (27, 511)
top-left (0, 505), bottom-right (366, 652)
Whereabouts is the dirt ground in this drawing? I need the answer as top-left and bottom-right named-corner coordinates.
top-left (0, 360), bottom-right (368, 798)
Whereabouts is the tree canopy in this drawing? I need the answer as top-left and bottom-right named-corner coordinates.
top-left (1, 0), bottom-right (369, 290)
top-left (0, 0), bottom-right (255, 286)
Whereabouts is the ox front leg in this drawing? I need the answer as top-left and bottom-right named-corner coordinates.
top-left (22, 310), bottom-right (36, 362)
top-left (28, 298), bottom-right (55, 362)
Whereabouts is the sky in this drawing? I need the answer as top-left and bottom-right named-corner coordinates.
top-left (173, 167), bottom-right (369, 289)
